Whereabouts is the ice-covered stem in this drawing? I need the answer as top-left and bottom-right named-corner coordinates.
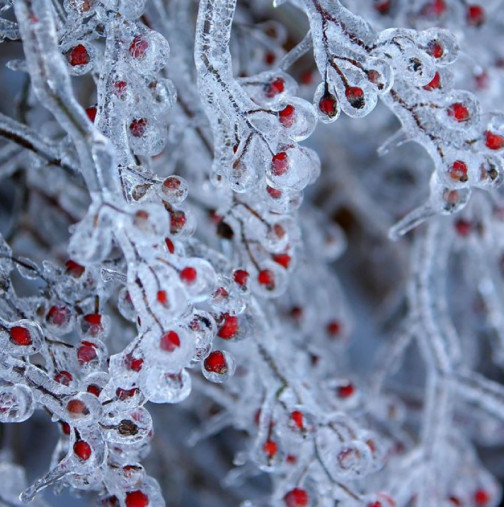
top-left (14, 0), bottom-right (118, 197)
top-left (0, 111), bottom-right (78, 175)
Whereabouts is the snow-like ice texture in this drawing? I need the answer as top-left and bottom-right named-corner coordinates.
top-left (0, 0), bottom-right (504, 505)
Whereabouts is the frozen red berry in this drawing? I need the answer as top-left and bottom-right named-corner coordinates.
top-left (180, 266), bottom-right (197, 284)
top-left (9, 326), bottom-right (32, 346)
top-left (284, 488), bottom-right (309, 507)
top-left (204, 351), bottom-right (228, 374)
top-left (160, 330), bottom-right (180, 352)
top-left (125, 490), bottom-right (149, 507)
top-left (73, 440), bottom-right (92, 461)
top-left (218, 314), bottom-right (239, 339)
top-left (68, 44), bottom-right (89, 66)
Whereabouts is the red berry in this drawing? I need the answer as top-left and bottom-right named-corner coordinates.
top-left (73, 440), bottom-right (92, 461)
top-left (423, 71), bottom-right (441, 91)
top-left (284, 488), bottom-right (309, 507)
top-left (54, 370), bottom-right (73, 386)
top-left (66, 399), bottom-right (88, 415)
top-left (374, 0), bottom-right (390, 15)
top-left (368, 503), bottom-right (382, 507)
top-left (116, 387), bottom-right (138, 400)
top-left (300, 70), bottom-right (313, 85)
top-left (129, 36), bottom-right (149, 59)
top-left (47, 305), bottom-right (71, 327)
top-left (485, 131), bottom-right (504, 150)
top-left (467, 5), bottom-right (485, 26)
top-left (126, 354), bottom-right (143, 372)
top-left (160, 330), bottom-right (180, 352)
top-left (319, 94), bottom-right (338, 117)
top-left (157, 290), bottom-right (168, 306)
top-left (85, 106), bottom-right (97, 122)
top-left (337, 382), bottom-right (355, 398)
top-left (423, 0), bottom-right (446, 17)
top-left (279, 105), bottom-right (295, 128)
top-left (266, 186), bottom-right (282, 199)
top-left (125, 490), bottom-right (149, 507)
top-left (84, 313), bottom-right (101, 326)
top-left (180, 266), bottom-right (197, 284)
top-left (449, 160), bottom-right (468, 182)
top-left (290, 411), bottom-right (304, 430)
top-left (9, 326), bottom-right (32, 346)
top-left (273, 253), bottom-right (291, 269)
top-left (218, 314), bottom-right (239, 339)
top-left (65, 260), bottom-right (85, 278)
top-left (87, 384), bottom-right (102, 397)
top-left (272, 152), bottom-right (289, 176)
top-left (427, 40), bottom-right (444, 59)
top-left (130, 118), bottom-right (148, 138)
top-left (77, 341), bottom-right (98, 364)
top-left (68, 44), bottom-right (89, 66)
top-left (474, 489), bottom-right (490, 505)
top-left (170, 210), bottom-right (186, 233)
top-left (114, 80), bottom-right (127, 98)
top-left (258, 269), bottom-right (275, 290)
top-left (233, 269), bottom-right (249, 286)
top-left (165, 238), bottom-right (175, 253)
top-left (327, 320), bottom-right (341, 337)
top-left (60, 421), bottom-right (71, 435)
top-left (345, 86), bottom-right (365, 109)
top-left (265, 78), bottom-right (285, 98)
top-left (263, 439), bottom-right (278, 457)
top-left (204, 351), bottom-right (227, 374)
top-left (448, 103), bottom-right (469, 122)
top-left (264, 51), bottom-right (276, 65)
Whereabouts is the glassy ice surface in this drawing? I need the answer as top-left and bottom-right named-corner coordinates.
top-left (0, 0), bottom-right (504, 505)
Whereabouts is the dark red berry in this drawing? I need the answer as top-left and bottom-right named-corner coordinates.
top-left (130, 118), bottom-right (148, 138)
top-left (86, 107), bottom-right (97, 122)
top-left (55, 370), bottom-right (73, 386)
top-left (65, 260), bottom-right (85, 278)
top-left (47, 305), bottom-right (71, 327)
top-left (77, 341), bottom-right (98, 364)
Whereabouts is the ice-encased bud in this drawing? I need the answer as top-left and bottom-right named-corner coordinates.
top-left (0, 383), bottom-right (35, 423)
top-left (140, 367), bottom-right (192, 404)
top-left (276, 97), bottom-right (317, 142)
